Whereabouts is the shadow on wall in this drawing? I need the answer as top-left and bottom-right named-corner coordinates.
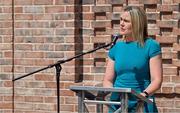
top-left (74, 0), bottom-right (83, 82)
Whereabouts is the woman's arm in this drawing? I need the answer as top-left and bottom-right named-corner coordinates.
top-left (103, 57), bottom-right (115, 88)
top-left (142, 54), bottom-right (163, 96)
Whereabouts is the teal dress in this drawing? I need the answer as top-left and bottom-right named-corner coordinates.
top-left (108, 38), bottom-right (161, 113)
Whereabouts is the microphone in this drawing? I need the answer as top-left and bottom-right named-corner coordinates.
top-left (110, 33), bottom-right (121, 49)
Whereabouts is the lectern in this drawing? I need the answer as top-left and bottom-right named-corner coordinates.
top-left (70, 86), bottom-right (153, 113)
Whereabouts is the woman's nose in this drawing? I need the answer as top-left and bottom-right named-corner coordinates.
top-left (120, 20), bottom-right (124, 26)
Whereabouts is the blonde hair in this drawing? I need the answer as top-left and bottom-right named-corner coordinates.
top-left (124, 6), bottom-right (148, 46)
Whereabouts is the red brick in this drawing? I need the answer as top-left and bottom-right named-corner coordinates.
top-left (34, 14), bottom-right (53, 20)
top-left (65, 21), bottom-right (75, 27)
top-left (175, 100), bottom-right (180, 108)
top-left (172, 59), bottom-right (180, 67)
top-left (60, 75), bottom-right (75, 81)
top-left (44, 97), bottom-right (57, 103)
top-left (59, 105), bottom-right (74, 112)
top-left (64, 97), bottom-right (77, 104)
top-left (172, 76), bottom-right (180, 83)
top-left (157, 99), bottom-right (174, 107)
top-left (128, 0), bottom-right (141, 4)
top-left (92, 21), bottom-right (112, 28)
top-left (163, 108), bottom-right (180, 113)
top-left (147, 12), bottom-right (160, 20)
top-left (113, 5), bottom-right (124, 12)
top-left (96, 0), bottom-right (107, 4)
top-left (45, 82), bottom-right (56, 88)
top-left (14, 59), bottom-right (32, 65)
top-left (157, 20), bottom-right (178, 28)
top-left (108, 0), bottom-right (126, 4)
top-left (161, 13), bottom-right (173, 20)
top-left (156, 36), bottom-right (177, 44)
top-left (1, 7), bottom-right (11, 14)
top-left (15, 14), bottom-right (33, 20)
top-left (34, 0), bottom-right (53, 5)
top-left (2, 66), bottom-right (12, 72)
top-left (162, 51), bottom-right (176, 59)
top-left (66, 6), bottom-right (74, 12)
top-left (35, 74), bottom-right (54, 81)
top-left (0, 103), bottom-right (12, 109)
top-left (162, 75), bottom-right (171, 82)
top-left (34, 59), bottom-right (54, 66)
top-left (55, 0), bottom-right (75, 5)
top-left (0, 0), bottom-right (12, 5)
top-left (144, 5), bottom-right (157, 12)
top-left (45, 6), bottom-right (64, 13)
top-left (15, 44), bottom-right (33, 51)
top-left (0, 22), bottom-right (12, 28)
top-left (63, 82), bottom-right (75, 89)
top-left (3, 81), bottom-right (12, 87)
top-left (161, 47), bottom-right (177, 59)
top-left (173, 12), bottom-right (180, 19)
top-left (93, 52), bottom-right (107, 58)
top-left (93, 36), bottom-right (111, 43)
top-left (83, 67), bottom-right (91, 73)
top-left (2, 36), bottom-right (12, 43)
top-left (84, 74), bottom-right (94, 80)
top-left (15, 7), bottom-right (23, 13)
top-left (140, 0), bottom-right (160, 4)
top-left (173, 28), bottom-right (180, 35)
top-left (24, 52), bottom-right (44, 58)
top-left (173, 0), bottom-right (180, 3)
top-left (25, 96), bottom-right (43, 102)
top-left (0, 29), bottom-right (12, 35)
top-left (83, 43), bottom-right (93, 50)
top-left (161, 85), bottom-right (174, 93)
top-left (4, 51), bottom-right (12, 58)
top-left (0, 96), bottom-right (4, 101)
top-left (94, 75), bottom-right (103, 81)
top-left (4, 96), bottom-right (12, 101)
top-left (82, 6), bottom-right (91, 12)
top-left (14, 96), bottom-right (25, 101)
top-left (60, 90), bottom-right (74, 96)
top-left (148, 28), bottom-right (160, 35)
top-left (173, 43), bottom-right (180, 51)
top-left (157, 5), bottom-right (179, 12)
top-left (92, 6), bottom-right (112, 12)
top-left (83, 13), bottom-right (94, 20)
top-left (24, 81), bottom-right (45, 88)
top-left (14, 0), bottom-right (33, 5)
top-left (162, 0), bottom-right (173, 4)
top-left (175, 85), bottom-right (180, 93)
top-left (34, 103), bottom-right (56, 111)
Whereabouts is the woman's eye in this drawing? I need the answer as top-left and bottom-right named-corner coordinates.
top-left (124, 20), bottom-right (128, 22)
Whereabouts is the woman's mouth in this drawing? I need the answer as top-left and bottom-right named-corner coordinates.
top-left (120, 28), bottom-right (126, 32)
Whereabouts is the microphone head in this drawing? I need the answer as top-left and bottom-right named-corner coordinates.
top-left (112, 33), bottom-right (122, 38)
top-left (109, 33), bottom-right (121, 49)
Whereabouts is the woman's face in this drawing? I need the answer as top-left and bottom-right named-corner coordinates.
top-left (120, 11), bottom-right (132, 37)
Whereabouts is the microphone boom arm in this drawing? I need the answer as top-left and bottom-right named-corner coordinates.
top-left (13, 41), bottom-right (113, 81)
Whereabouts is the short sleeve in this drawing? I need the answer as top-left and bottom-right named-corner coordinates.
top-left (149, 39), bottom-right (161, 58)
top-left (108, 46), bottom-right (116, 61)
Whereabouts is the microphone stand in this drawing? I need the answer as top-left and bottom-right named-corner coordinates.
top-left (13, 39), bottom-right (115, 113)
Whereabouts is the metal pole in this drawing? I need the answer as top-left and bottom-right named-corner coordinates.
top-left (121, 93), bottom-right (128, 113)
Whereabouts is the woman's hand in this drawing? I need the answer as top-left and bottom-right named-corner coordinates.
top-left (140, 92), bottom-right (148, 98)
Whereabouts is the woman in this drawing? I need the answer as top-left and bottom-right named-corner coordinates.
top-left (103, 6), bottom-right (163, 113)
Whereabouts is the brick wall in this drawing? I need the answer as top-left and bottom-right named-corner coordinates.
top-left (0, 0), bottom-right (179, 113)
